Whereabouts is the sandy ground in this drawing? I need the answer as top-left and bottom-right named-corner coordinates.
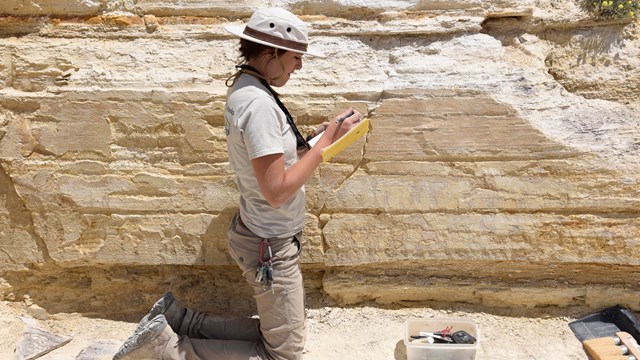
top-left (1, 299), bottom-right (597, 360)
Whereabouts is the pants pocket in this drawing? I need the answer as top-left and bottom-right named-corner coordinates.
top-left (292, 233), bottom-right (302, 257)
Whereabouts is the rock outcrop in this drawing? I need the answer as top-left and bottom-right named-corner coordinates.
top-left (1, 0), bottom-right (639, 315)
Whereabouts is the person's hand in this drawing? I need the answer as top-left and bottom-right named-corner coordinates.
top-left (311, 108), bottom-right (363, 150)
top-left (314, 121), bottom-right (330, 137)
top-left (332, 108), bottom-right (362, 140)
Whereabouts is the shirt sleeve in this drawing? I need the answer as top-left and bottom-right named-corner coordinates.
top-left (239, 97), bottom-right (286, 160)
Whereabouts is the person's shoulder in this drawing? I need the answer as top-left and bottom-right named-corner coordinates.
top-left (231, 86), bottom-right (276, 111)
top-left (232, 74), bottom-right (269, 94)
top-left (230, 78), bottom-right (273, 103)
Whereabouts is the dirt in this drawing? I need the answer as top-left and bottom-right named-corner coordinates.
top-left (1, 298), bottom-right (598, 360)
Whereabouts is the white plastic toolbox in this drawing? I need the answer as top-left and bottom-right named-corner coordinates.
top-left (404, 317), bottom-right (479, 360)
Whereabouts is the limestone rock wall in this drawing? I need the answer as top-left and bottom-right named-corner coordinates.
top-left (1, 0), bottom-right (639, 316)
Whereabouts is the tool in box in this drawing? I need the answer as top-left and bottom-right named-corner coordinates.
top-left (583, 331), bottom-right (640, 360)
top-left (410, 326), bottom-right (476, 344)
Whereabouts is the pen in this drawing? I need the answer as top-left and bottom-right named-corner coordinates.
top-left (335, 110), bottom-right (355, 124)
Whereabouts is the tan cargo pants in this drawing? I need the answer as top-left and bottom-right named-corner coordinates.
top-left (161, 212), bottom-right (306, 360)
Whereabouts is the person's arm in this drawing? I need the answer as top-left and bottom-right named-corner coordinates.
top-left (252, 108), bottom-right (361, 208)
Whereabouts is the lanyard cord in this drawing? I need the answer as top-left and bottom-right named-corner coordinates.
top-left (226, 64), bottom-right (310, 151)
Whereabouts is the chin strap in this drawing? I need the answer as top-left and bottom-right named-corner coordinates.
top-left (225, 64), bottom-right (310, 151)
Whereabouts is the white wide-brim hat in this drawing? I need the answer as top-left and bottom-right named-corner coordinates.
top-left (224, 8), bottom-right (325, 58)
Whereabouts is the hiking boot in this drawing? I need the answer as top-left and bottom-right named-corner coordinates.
top-left (138, 291), bottom-right (186, 332)
top-left (113, 314), bottom-right (174, 360)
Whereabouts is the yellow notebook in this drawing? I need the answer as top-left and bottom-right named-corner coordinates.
top-left (308, 118), bottom-right (370, 162)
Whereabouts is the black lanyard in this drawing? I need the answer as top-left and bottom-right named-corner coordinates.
top-left (235, 65), bottom-right (310, 151)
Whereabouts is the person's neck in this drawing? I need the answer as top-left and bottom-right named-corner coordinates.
top-left (246, 60), bottom-right (270, 84)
